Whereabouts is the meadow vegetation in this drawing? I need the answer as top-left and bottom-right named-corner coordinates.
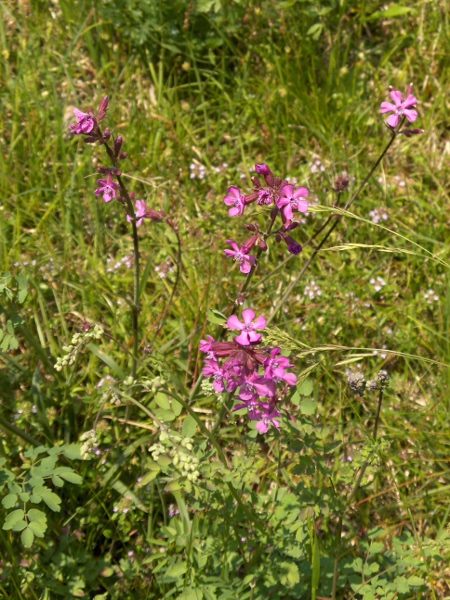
top-left (1, 0), bottom-right (450, 598)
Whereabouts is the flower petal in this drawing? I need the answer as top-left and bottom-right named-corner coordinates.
top-left (380, 102), bottom-right (396, 114)
top-left (227, 315), bottom-right (244, 330)
top-left (390, 90), bottom-right (403, 106)
top-left (242, 308), bottom-right (256, 324)
top-left (403, 108), bottom-right (418, 123)
top-left (386, 114), bottom-right (399, 128)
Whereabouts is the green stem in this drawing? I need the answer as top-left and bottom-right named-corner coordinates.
top-left (331, 388), bottom-right (384, 599)
top-left (268, 125), bottom-right (400, 324)
top-left (0, 414), bottom-right (40, 447)
top-left (103, 142), bottom-right (140, 380)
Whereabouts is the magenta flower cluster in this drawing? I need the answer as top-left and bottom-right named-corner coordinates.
top-left (222, 163), bottom-right (309, 271)
top-left (200, 308), bottom-right (297, 434)
top-left (70, 96), bottom-right (165, 227)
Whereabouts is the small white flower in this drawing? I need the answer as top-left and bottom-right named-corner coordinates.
top-left (304, 281), bottom-right (322, 300)
top-left (369, 207), bottom-right (389, 224)
top-left (370, 277), bottom-right (386, 292)
top-left (424, 289), bottom-right (439, 304)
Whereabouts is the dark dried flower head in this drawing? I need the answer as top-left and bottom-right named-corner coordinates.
top-left (347, 371), bottom-right (366, 397)
top-left (333, 176), bottom-right (350, 193)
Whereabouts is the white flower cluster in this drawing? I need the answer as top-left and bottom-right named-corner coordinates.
top-left (424, 289), bottom-right (439, 304)
top-left (54, 324), bottom-right (103, 371)
top-left (189, 162), bottom-right (207, 180)
top-left (80, 429), bottom-right (99, 460)
top-left (304, 281), bottom-right (322, 300)
top-left (369, 207), bottom-right (389, 224)
top-left (370, 277), bottom-right (386, 292)
top-left (149, 430), bottom-right (200, 483)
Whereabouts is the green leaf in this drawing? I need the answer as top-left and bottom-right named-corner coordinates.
top-left (297, 378), bottom-right (313, 396)
top-left (28, 521), bottom-right (46, 538)
top-left (306, 22), bottom-right (323, 39)
top-left (52, 475), bottom-right (64, 487)
top-left (165, 561), bottom-right (188, 579)
top-left (27, 508), bottom-right (47, 524)
top-left (29, 494), bottom-right (42, 504)
top-left (15, 273), bottom-right (28, 303)
top-left (299, 397), bottom-right (317, 415)
top-left (12, 519), bottom-right (28, 532)
top-left (62, 444), bottom-right (83, 460)
top-left (153, 408), bottom-right (176, 422)
top-left (28, 476), bottom-right (45, 488)
top-left (154, 392), bottom-right (171, 410)
top-left (368, 542), bottom-right (384, 554)
top-left (2, 493), bottom-right (18, 509)
top-left (407, 575), bottom-right (425, 587)
top-left (206, 309), bottom-right (226, 325)
top-left (171, 398), bottom-right (183, 417)
top-left (21, 527), bottom-right (34, 548)
top-left (19, 492), bottom-right (30, 502)
top-left (140, 470), bottom-right (160, 485)
top-left (53, 467), bottom-right (83, 484)
top-left (395, 576), bottom-right (410, 594)
top-left (369, 4), bottom-right (414, 19)
top-left (279, 561), bottom-right (300, 586)
top-left (182, 416), bottom-right (198, 438)
top-left (33, 487), bottom-right (61, 512)
top-left (3, 509), bottom-right (24, 526)
top-left (24, 446), bottom-right (48, 460)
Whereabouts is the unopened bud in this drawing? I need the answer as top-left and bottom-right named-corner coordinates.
top-left (114, 135), bottom-right (123, 157)
top-left (119, 152), bottom-right (128, 160)
top-left (255, 163), bottom-right (271, 176)
top-left (97, 96), bottom-right (109, 121)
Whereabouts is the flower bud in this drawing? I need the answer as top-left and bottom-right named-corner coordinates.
top-left (114, 135), bottom-right (123, 157)
top-left (97, 96), bottom-right (109, 121)
top-left (255, 163), bottom-right (271, 176)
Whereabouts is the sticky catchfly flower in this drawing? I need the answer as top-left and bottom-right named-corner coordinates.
top-left (224, 186), bottom-right (246, 217)
top-left (70, 108), bottom-right (96, 135)
top-left (127, 200), bottom-right (147, 227)
top-left (227, 308), bottom-right (267, 346)
top-left (380, 85), bottom-right (418, 128)
top-left (95, 176), bottom-right (120, 203)
top-left (276, 184), bottom-right (309, 222)
top-left (224, 240), bottom-right (257, 274)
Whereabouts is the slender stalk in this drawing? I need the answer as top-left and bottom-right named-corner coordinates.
top-left (268, 125), bottom-right (400, 323)
top-left (103, 144), bottom-right (140, 379)
top-left (147, 227), bottom-right (182, 350)
top-left (331, 388), bottom-right (384, 599)
top-left (0, 415), bottom-right (41, 447)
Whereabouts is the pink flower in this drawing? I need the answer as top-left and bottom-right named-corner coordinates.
top-left (224, 186), bottom-right (245, 217)
top-left (94, 176), bottom-right (119, 203)
top-left (263, 348), bottom-right (297, 386)
top-left (277, 184), bottom-right (309, 221)
top-left (127, 200), bottom-right (147, 227)
top-left (238, 372), bottom-right (276, 401)
top-left (70, 108), bottom-right (96, 135)
top-left (224, 240), bottom-right (257, 274)
top-left (380, 86), bottom-right (418, 128)
top-left (227, 308), bottom-right (267, 346)
top-left (255, 407), bottom-right (281, 434)
top-left (202, 360), bottom-right (227, 393)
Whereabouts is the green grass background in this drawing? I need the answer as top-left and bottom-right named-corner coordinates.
top-left (1, 0), bottom-right (450, 597)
